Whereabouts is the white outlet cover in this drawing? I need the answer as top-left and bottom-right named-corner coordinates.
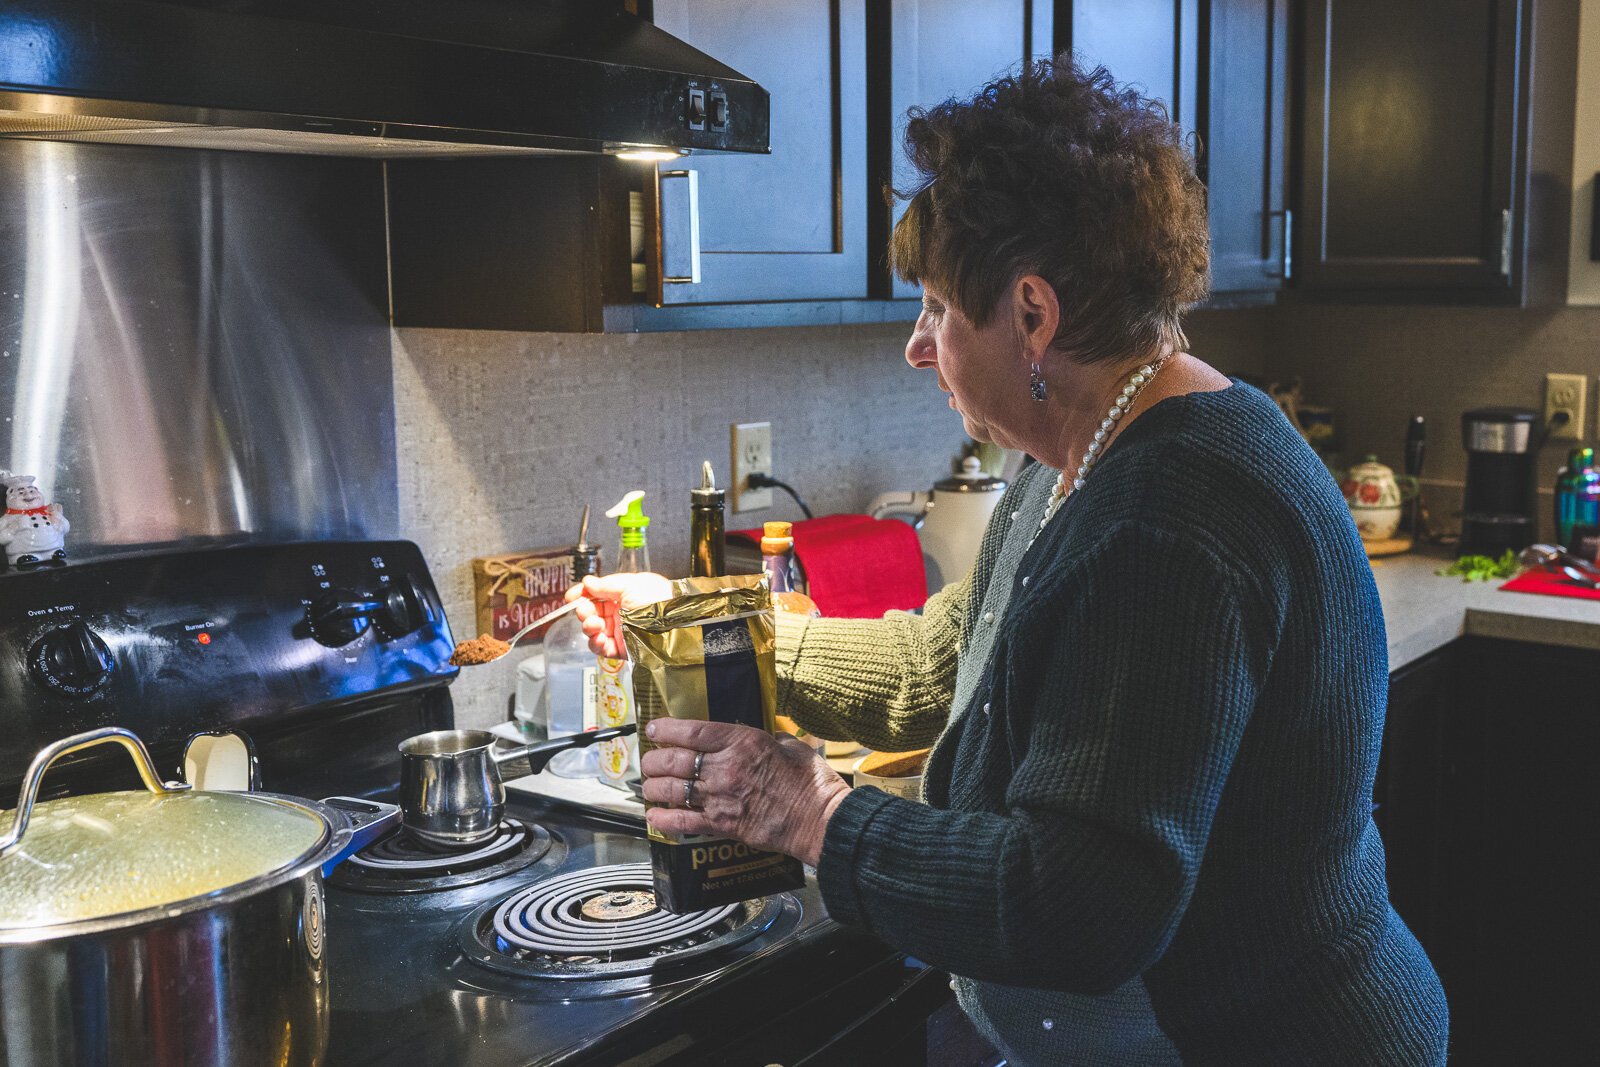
top-left (731, 421), bottom-right (773, 512)
top-left (1544, 373), bottom-right (1587, 441)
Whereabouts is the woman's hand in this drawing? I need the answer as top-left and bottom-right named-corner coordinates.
top-left (565, 573), bottom-right (673, 658)
top-left (640, 718), bottom-right (850, 868)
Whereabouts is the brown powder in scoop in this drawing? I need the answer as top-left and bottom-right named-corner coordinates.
top-left (450, 634), bottom-right (511, 666)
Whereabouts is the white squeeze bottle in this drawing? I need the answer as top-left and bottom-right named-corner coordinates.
top-left (592, 492), bottom-right (649, 788)
top-left (542, 507), bottom-right (603, 775)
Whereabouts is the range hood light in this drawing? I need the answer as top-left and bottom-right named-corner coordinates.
top-left (613, 148), bottom-right (689, 163)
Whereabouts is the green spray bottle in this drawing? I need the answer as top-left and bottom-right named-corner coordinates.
top-left (593, 492), bottom-right (649, 789)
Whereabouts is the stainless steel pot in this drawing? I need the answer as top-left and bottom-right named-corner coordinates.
top-left (0, 727), bottom-right (394, 1067)
top-left (398, 724), bottom-right (635, 846)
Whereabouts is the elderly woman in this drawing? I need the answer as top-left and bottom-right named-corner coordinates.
top-left (574, 57), bottom-right (1447, 1065)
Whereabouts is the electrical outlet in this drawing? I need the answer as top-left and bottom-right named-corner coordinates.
top-left (730, 421), bottom-right (773, 512)
top-left (1544, 373), bottom-right (1588, 441)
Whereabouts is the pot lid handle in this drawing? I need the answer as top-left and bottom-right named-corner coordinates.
top-left (933, 456), bottom-right (1007, 492)
top-left (0, 726), bottom-right (188, 859)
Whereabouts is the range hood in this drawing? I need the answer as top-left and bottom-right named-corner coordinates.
top-left (0, 0), bottom-right (769, 157)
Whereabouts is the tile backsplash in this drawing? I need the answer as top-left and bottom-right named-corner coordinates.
top-left (1259, 305), bottom-right (1600, 542)
top-left (393, 309), bottom-right (1270, 730)
top-left (395, 299), bottom-right (1600, 730)
top-left (395, 322), bottom-right (970, 729)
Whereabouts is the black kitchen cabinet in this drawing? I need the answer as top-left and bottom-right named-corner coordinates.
top-left (869, 1), bottom-right (1054, 300)
top-left (391, 0), bottom-right (1053, 331)
top-left (642, 0), bottom-right (868, 306)
top-left (1062, 0), bottom-right (1200, 129)
top-left (391, 0), bottom-right (874, 330)
top-left (1201, 0), bottom-right (1291, 295)
top-left (1062, 0), bottom-right (1291, 300)
top-left (1374, 644), bottom-right (1455, 953)
top-left (391, 0), bottom-right (1299, 330)
top-left (1376, 636), bottom-right (1600, 1064)
top-left (1292, 0), bottom-right (1578, 304)
top-left (388, 157), bottom-right (631, 333)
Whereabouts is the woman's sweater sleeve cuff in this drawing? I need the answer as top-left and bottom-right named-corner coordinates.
top-left (774, 610), bottom-right (808, 676)
top-left (816, 786), bottom-right (898, 927)
top-left (773, 610), bottom-right (809, 714)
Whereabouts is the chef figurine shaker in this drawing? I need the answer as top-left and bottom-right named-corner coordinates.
top-left (0, 470), bottom-right (70, 568)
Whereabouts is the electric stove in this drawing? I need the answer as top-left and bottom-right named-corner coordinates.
top-left (0, 541), bottom-right (949, 1066)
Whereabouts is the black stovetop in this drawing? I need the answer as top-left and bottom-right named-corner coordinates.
top-left (324, 792), bottom-right (898, 1067)
top-left (0, 541), bottom-right (914, 1066)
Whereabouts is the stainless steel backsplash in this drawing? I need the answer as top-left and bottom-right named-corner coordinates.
top-left (0, 140), bottom-right (395, 559)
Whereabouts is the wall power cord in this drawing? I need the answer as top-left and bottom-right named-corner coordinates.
top-left (746, 472), bottom-right (814, 520)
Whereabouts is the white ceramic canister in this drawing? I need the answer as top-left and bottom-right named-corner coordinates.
top-left (869, 456), bottom-right (1007, 593)
top-left (1340, 454), bottom-right (1415, 541)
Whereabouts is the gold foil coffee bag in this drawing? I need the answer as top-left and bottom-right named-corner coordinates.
top-left (623, 573), bottom-right (804, 912)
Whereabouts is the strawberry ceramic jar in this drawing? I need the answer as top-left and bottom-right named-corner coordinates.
top-left (1340, 455), bottom-right (1415, 542)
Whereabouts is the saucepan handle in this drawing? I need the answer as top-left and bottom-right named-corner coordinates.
top-left (0, 726), bottom-right (189, 858)
top-left (492, 724), bottom-right (638, 777)
top-left (313, 796), bottom-right (404, 876)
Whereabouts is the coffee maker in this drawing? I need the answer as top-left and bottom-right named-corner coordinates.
top-left (1460, 407), bottom-right (1540, 556)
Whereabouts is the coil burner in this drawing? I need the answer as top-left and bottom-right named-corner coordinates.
top-left (331, 818), bottom-right (553, 893)
top-left (463, 863), bottom-right (781, 980)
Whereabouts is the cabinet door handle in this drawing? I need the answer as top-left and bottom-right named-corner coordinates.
top-left (1499, 207), bottom-right (1512, 278)
top-left (658, 169), bottom-right (701, 285)
top-left (1266, 209), bottom-right (1293, 280)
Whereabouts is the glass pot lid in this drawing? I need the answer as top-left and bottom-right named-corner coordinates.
top-left (0, 728), bottom-right (327, 932)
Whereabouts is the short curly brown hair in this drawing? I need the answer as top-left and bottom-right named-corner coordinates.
top-left (890, 55), bottom-right (1210, 364)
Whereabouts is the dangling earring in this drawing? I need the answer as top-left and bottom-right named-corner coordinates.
top-left (1029, 362), bottom-right (1047, 402)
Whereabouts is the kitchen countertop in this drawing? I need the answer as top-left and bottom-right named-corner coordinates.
top-left (1371, 548), bottom-right (1600, 671)
top-left (493, 553), bottom-right (1592, 760)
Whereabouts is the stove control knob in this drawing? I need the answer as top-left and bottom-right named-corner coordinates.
top-left (30, 620), bottom-right (114, 695)
top-left (306, 589), bottom-right (379, 647)
top-left (373, 574), bottom-right (429, 639)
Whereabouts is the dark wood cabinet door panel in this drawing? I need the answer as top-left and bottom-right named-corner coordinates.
top-left (1374, 644), bottom-right (1456, 951)
top-left (1067, 0), bottom-right (1289, 300)
top-left (1065, 0), bottom-right (1201, 131)
top-left (650, 0), bottom-right (868, 303)
top-left (1378, 637), bottom-right (1600, 1065)
top-left (879, 0), bottom-right (1049, 300)
top-left (1296, 0), bottom-right (1521, 292)
top-left (1443, 638), bottom-right (1600, 1065)
top-left (1203, 0), bottom-right (1290, 293)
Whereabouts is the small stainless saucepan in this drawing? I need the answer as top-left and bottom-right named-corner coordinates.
top-left (398, 724), bottom-right (636, 845)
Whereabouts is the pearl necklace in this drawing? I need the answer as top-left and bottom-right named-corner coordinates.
top-left (1039, 357), bottom-right (1169, 530)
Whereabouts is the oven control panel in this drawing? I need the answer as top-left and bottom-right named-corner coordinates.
top-left (0, 541), bottom-right (456, 788)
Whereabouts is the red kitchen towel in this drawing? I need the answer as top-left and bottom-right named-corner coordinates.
top-left (731, 514), bottom-right (927, 617)
top-left (1499, 569), bottom-right (1600, 601)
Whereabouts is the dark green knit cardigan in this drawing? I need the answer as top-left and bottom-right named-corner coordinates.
top-left (778, 383), bottom-right (1449, 1065)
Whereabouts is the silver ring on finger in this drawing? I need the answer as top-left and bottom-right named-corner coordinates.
top-left (683, 778), bottom-right (699, 810)
top-left (691, 751), bottom-right (706, 781)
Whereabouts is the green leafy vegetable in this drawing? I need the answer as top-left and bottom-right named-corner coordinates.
top-left (1435, 550), bottom-right (1520, 582)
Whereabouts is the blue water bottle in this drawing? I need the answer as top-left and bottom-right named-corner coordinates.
top-left (1556, 447), bottom-right (1600, 548)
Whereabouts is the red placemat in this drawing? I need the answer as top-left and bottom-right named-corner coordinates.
top-left (731, 514), bottom-right (927, 617)
top-left (1499, 569), bottom-right (1600, 601)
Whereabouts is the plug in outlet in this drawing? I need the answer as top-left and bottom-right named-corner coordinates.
top-left (1544, 373), bottom-right (1588, 441)
top-left (730, 421), bottom-right (773, 512)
